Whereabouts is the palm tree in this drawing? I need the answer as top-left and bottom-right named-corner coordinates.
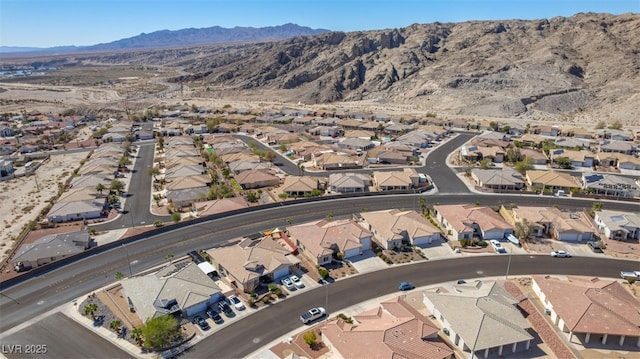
top-left (165, 253), bottom-right (174, 264)
top-left (96, 183), bottom-right (105, 194)
top-left (130, 327), bottom-right (144, 346)
top-left (110, 179), bottom-right (125, 194)
top-left (83, 303), bottom-right (98, 320)
top-left (109, 319), bottom-right (122, 333)
top-left (114, 271), bottom-right (124, 280)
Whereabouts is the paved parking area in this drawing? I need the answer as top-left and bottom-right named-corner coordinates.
top-left (421, 240), bottom-right (458, 260)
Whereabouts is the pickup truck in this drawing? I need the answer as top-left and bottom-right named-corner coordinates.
top-left (300, 307), bottom-right (326, 324)
top-left (620, 271), bottom-right (640, 280)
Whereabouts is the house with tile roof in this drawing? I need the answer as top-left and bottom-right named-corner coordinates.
top-left (593, 210), bottom-right (640, 241)
top-left (358, 209), bottom-right (442, 249)
top-left (166, 186), bottom-right (209, 208)
top-left (328, 173), bottom-right (371, 193)
top-left (596, 152), bottom-right (640, 170)
top-left (121, 262), bottom-right (222, 322)
top-left (287, 219), bottom-right (372, 265)
top-left (433, 205), bottom-right (513, 241)
top-left (321, 296), bottom-right (454, 359)
top-left (281, 176), bottom-right (320, 197)
top-left (531, 275), bottom-right (640, 347)
top-left (598, 140), bottom-right (636, 154)
top-left (235, 169), bottom-right (280, 189)
top-left (423, 280), bottom-right (534, 358)
top-left (509, 206), bottom-right (594, 241)
top-left (373, 168), bottom-right (420, 191)
top-left (549, 149), bottom-right (595, 168)
top-left (471, 167), bottom-right (525, 191)
top-left (525, 170), bottom-right (580, 192)
top-left (205, 235), bottom-right (300, 293)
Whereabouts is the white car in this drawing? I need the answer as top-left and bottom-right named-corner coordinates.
top-left (300, 307), bottom-right (326, 324)
top-left (290, 275), bottom-right (304, 288)
top-left (228, 295), bottom-right (246, 311)
top-left (281, 277), bottom-right (295, 290)
top-left (489, 240), bottom-right (506, 253)
top-left (551, 250), bottom-right (571, 258)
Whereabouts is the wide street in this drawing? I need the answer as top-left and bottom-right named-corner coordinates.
top-left (0, 129), bottom-right (638, 358)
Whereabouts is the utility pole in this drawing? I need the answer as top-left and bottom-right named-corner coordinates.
top-left (122, 243), bottom-right (133, 276)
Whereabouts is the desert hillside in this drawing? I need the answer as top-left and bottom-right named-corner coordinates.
top-left (1, 13), bottom-right (638, 126)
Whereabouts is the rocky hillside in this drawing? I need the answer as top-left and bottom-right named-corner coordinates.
top-left (170, 12), bottom-right (638, 124)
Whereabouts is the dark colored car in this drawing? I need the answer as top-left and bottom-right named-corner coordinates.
top-left (398, 281), bottom-right (415, 291)
top-left (192, 315), bottom-right (210, 331)
top-left (206, 308), bottom-right (223, 324)
top-left (218, 300), bottom-right (234, 317)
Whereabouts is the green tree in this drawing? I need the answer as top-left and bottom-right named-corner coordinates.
top-left (326, 213), bottom-right (333, 220)
top-left (171, 212), bottom-right (181, 223)
top-left (245, 191), bottom-right (260, 203)
top-left (595, 121), bottom-right (607, 129)
top-left (279, 144), bottom-right (288, 152)
top-left (110, 319), bottom-right (122, 333)
top-left (514, 157), bottom-right (533, 175)
top-left (140, 315), bottom-right (180, 349)
top-left (506, 147), bottom-right (522, 163)
top-left (118, 156), bottom-right (131, 168)
top-left (479, 158), bottom-right (493, 169)
top-left (502, 125), bottom-right (511, 133)
top-left (110, 179), bottom-right (125, 194)
top-left (147, 166), bottom-right (161, 181)
top-left (489, 121), bottom-right (498, 130)
top-left (96, 183), bottom-right (105, 194)
top-left (554, 156), bottom-right (572, 169)
top-left (131, 327), bottom-right (144, 346)
top-left (83, 303), bottom-right (98, 320)
top-left (514, 219), bottom-right (534, 240)
top-left (115, 271), bottom-right (124, 280)
top-left (303, 330), bottom-right (317, 346)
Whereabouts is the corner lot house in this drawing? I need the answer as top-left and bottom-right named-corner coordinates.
top-left (287, 219), bottom-right (372, 265)
top-left (423, 281), bottom-right (533, 358)
top-left (594, 210), bottom-right (640, 241)
top-left (206, 235), bottom-right (300, 293)
top-left (434, 205), bottom-right (513, 240)
top-left (526, 170), bottom-right (580, 192)
top-left (532, 275), bottom-right (640, 347)
top-left (321, 296), bottom-right (454, 359)
top-left (471, 167), bottom-right (525, 191)
top-left (358, 209), bottom-right (441, 249)
top-left (12, 231), bottom-right (93, 270)
top-left (121, 262), bottom-right (222, 322)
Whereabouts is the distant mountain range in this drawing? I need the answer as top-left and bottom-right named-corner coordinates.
top-left (0, 23), bottom-right (331, 54)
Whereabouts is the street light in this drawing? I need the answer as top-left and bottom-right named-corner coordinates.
top-left (505, 244), bottom-right (512, 280)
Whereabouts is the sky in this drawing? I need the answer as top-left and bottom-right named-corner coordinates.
top-left (1, 0), bottom-right (638, 48)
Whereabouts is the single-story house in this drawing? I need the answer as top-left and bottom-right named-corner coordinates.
top-left (280, 176), bottom-right (320, 197)
top-left (328, 173), bottom-right (371, 193)
top-left (581, 173), bottom-right (640, 198)
top-left (121, 262), bottom-right (222, 322)
top-left (532, 275), bottom-right (640, 347)
top-left (166, 186), bottom-right (209, 208)
top-left (549, 149), bottom-right (595, 168)
top-left (372, 168), bottom-right (419, 191)
top-left (471, 167), bottom-right (525, 191)
top-left (206, 235), bottom-right (300, 293)
top-left (509, 206), bottom-right (594, 241)
top-left (12, 231), bottom-right (93, 270)
top-left (47, 199), bottom-right (105, 223)
top-left (423, 280), bottom-right (534, 358)
top-left (358, 209), bottom-right (441, 249)
top-left (235, 170), bottom-right (280, 189)
top-left (287, 219), bottom-right (372, 265)
top-left (321, 296), bottom-right (454, 359)
top-left (525, 170), bottom-right (580, 192)
top-left (434, 204), bottom-right (513, 241)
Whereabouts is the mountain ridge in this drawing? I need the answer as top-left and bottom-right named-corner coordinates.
top-left (0, 23), bottom-right (330, 54)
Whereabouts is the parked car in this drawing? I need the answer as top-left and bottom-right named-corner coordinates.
top-left (620, 271), bottom-right (640, 280)
top-left (290, 275), bottom-right (304, 288)
top-left (228, 295), bottom-right (246, 311)
top-left (489, 240), bottom-right (506, 253)
top-left (281, 277), bottom-right (296, 290)
top-left (587, 241), bottom-right (603, 253)
top-left (192, 315), bottom-right (210, 331)
top-left (300, 307), bottom-right (326, 324)
top-left (398, 281), bottom-right (415, 291)
top-left (551, 250), bottom-right (571, 258)
top-left (218, 300), bottom-right (234, 317)
top-left (206, 307), bottom-right (223, 324)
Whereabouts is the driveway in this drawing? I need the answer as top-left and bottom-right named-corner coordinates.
top-left (346, 250), bottom-right (388, 273)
